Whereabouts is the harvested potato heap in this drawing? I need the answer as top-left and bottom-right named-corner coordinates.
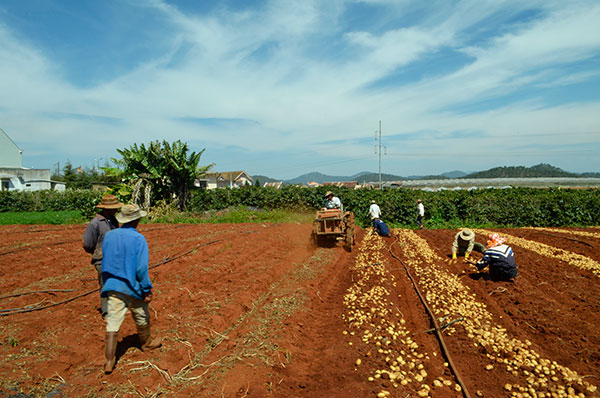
top-left (342, 230), bottom-right (462, 398)
top-left (532, 227), bottom-right (600, 240)
top-left (474, 229), bottom-right (600, 277)
top-left (396, 229), bottom-right (598, 398)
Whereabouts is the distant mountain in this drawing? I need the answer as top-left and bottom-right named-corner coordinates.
top-left (349, 172), bottom-right (404, 183)
top-left (464, 163), bottom-right (578, 179)
top-left (580, 172), bottom-right (600, 178)
top-left (253, 164), bottom-right (598, 185)
top-left (442, 170), bottom-right (468, 178)
top-left (418, 175), bottom-right (450, 180)
top-left (251, 175), bottom-right (281, 184)
top-left (285, 172), bottom-right (346, 185)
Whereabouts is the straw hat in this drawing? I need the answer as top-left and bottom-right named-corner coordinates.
top-left (96, 195), bottom-right (123, 209)
top-left (459, 229), bottom-right (474, 240)
top-left (116, 204), bottom-right (147, 224)
top-left (324, 191), bottom-right (334, 198)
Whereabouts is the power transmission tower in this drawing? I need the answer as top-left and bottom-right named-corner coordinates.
top-left (374, 120), bottom-right (386, 189)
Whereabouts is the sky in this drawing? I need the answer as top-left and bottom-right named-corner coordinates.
top-left (1, 0), bottom-right (599, 180)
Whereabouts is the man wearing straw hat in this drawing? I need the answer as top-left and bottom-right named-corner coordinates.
top-left (83, 194), bottom-right (123, 319)
top-left (451, 229), bottom-right (485, 260)
top-left (101, 204), bottom-right (161, 374)
top-left (324, 191), bottom-right (342, 210)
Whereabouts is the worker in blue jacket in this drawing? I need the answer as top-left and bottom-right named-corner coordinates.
top-left (101, 204), bottom-right (161, 374)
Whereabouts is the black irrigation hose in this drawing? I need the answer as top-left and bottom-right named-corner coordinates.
top-left (0, 224), bottom-right (189, 256)
top-left (388, 237), bottom-right (473, 398)
top-left (0, 226), bottom-right (85, 235)
top-left (0, 288), bottom-right (99, 316)
top-left (0, 289), bottom-right (75, 300)
top-left (0, 231), bottom-right (260, 316)
top-left (0, 240), bottom-right (76, 256)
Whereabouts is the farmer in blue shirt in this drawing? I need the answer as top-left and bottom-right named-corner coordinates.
top-left (101, 204), bottom-right (161, 374)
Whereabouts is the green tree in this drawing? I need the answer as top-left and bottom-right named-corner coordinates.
top-left (113, 140), bottom-right (213, 210)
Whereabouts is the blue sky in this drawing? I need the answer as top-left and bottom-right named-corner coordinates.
top-left (1, 0), bottom-right (599, 179)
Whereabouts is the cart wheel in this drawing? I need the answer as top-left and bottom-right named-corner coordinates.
top-left (344, 228), bottom-right (353, 251)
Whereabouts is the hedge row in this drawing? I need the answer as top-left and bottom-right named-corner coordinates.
top-left (0, 190), bottom-right (102, 219)
top-left (1, 187), bottom-right (599, 227)
top-left (190, 186), bottom-right (600, 227)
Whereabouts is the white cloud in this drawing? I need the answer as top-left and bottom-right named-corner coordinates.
top-left (0, 0), bottom-right (598, 176)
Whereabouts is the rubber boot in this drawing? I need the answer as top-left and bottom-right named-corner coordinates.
top-left (137, 324), bottom-right (162, 351)
top-left (104, 332), bottom-right (118, 374)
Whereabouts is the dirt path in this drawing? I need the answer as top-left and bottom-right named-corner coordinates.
top-left (0, 224), bottom-right (599, 397)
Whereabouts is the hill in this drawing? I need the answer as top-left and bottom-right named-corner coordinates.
top-left (348, 172), bottom-right (405, 183)
top-left (464, 163), bottom-right (578, 179)
top-left (252, 175), bottom-right (281, 185)
top-left (441, 170), bottom-right (468, 178)
top-left (285, 171), bottom-right (382, 185)
top-left (254, 164), bottom-right (598, 185)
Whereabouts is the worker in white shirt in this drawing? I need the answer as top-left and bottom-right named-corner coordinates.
top-left (416, 199), bottom-right (424, 229)
top-left (368, 200), bottom-right (381, 221)
top-left (324, 191), bottom-right (342, 210)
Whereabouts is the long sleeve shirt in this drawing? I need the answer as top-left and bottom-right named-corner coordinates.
top-left (476, 244), bottom-right (518, 278)
top-left (417, 203), bottom-right (424, 216)
top-left (101, 225), bottom-right (152, 300)
top-left (373, 219), bottom-right (390, 237)
top-left (325, 196), bottom-right (342, 209)
top-left (83, 214), bottom-right (119, 264)
top-left (368, 204), bottom-right (381, 219)
top-left (452, 232), bottom-right (475, 255)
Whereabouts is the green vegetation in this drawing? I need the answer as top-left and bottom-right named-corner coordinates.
top-left (51, 160), bottom-right (119, 189)
top-left (0, 210), bottom-right (84, 225)
top-left (111, 140), bottom-right (213, 210)
top-left (1, 186), bottom-right (599, 227)
top-left (188, 185), bottom-right (600, 228)
top-left (0, 189), bottom-right (101, 219)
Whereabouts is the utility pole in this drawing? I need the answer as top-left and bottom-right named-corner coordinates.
top-left (378, 120), bottom-right (382, 189)
top-left (374, 121), bottom-right (385, 189)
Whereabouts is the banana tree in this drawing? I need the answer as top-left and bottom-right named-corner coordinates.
top-left (112, 140), bottom-right (213, 210)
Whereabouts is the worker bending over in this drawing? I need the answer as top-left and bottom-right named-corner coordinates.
top-left (466, 233), bottom-right (518, 281)
top-left (451, 229), bottom-right (485, 260)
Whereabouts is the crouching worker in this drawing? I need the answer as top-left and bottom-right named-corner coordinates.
top-left (369, 200), bottom-right (390, 237)
top-left (101, 204), bottom-right (161, 374)
top-left (373, 219), bottom-right (391, 237)
top-left (466, 233), bottom-right (518, 281)
top-left (451, 229), bottom-right (485, 260)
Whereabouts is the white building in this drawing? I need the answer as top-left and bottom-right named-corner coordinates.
top-left (0, 128), bottom-right (65, 191)
top-left (196, 171), bottom-right (253, 190)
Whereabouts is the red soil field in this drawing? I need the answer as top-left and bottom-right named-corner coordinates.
top-left (0, 224), bottom-right (599, 397)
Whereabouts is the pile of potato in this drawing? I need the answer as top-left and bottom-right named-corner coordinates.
top-left (474, 229), bottom-right (600, 277)
top-left (395, 230), bottom-right (598, 398)
top-left (342, 230), bottom-right (462, 397)
top-left (531, 227), bottom-right (600, 240)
